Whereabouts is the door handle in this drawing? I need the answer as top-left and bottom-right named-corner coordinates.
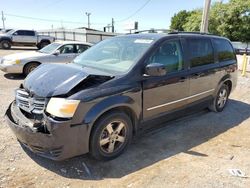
top-left (193, 73), bottom-right (205, 78)
top-left (179, 77), bottom-right (186, 82)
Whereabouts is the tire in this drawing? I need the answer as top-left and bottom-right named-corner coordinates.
top-left (38, 41), bottom-right (50, 49)
top-left (0, 40), bottom-right (11, 49)
top-left (90, 111), bottom-right (133, 160)
top-left (23, 62), bottom-right (40, 76)
top-left (209, 84), bottom-right (229, 112)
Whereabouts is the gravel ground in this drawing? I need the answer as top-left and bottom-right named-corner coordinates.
top-left (0, 48), bottom-right (250, 188)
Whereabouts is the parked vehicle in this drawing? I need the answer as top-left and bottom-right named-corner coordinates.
top-left (232, 42), bottom-right (250, 55)
top-left (0, 41), bottom-right (92, 75)
top-left (234, 48), bottom-right (250, 55)
top-left (6, 32), bottom-right (237, 161)
top-left (0, 29), bottom-right (55, 49)
top-left (0, 29), bottom-right (13, 34)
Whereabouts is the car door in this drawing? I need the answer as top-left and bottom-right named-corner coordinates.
top-left (184, 37), bottom-right (219, 104)
top-left (142, 38), bottom-right (190, 120)
top-left (50, 44), bottom-right (77, 63)
top-left (12, 30), bottom-right (26, 43)
top-left (23, 31), bottom-right (37, 43)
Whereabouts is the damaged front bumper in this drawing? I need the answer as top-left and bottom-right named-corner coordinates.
top-left (5, 102), bottom-right (90, 161)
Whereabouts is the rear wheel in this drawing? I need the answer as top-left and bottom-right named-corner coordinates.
top-left (23, 62), bottom-right (40, 76)
top-left (0, 40), bottom-right (11, 49)
top-left (209, 84), bottom-right (229, 112)
top-left (38, 41), bottom-right (50, 49)
top-left (90, 112), bottom-right (133, 160)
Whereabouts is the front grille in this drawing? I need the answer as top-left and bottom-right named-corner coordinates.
top-left (15, 89), bottom-right (46, 114)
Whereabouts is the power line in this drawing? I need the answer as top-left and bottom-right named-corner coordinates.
top-left (116, 0), bottom-right (152, 22)
top-left (4, 13), bottom-right (106, 25)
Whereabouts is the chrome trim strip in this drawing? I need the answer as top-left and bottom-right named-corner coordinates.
top-left (147, 89), bottom-right (215, 111)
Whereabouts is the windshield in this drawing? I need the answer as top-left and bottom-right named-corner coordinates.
top-left (39, 43), bottom-right (61, 54)
top-left (73, 36), bottom-right (154, 75)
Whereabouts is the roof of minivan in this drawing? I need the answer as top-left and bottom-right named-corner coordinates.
top-left (121, 32), bottom-right (228, 41)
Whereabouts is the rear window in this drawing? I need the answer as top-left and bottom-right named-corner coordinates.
top-left (25, 31), bottom-right (35, 36)
top-left (213, 38), bottom-right (235, 62)
top-left (187, 38), bottom-right (214, 68)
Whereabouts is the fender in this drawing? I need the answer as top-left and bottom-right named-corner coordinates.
top-left (213, 74), bottom-right (232, 97)
top-left (39, 39), bottom-right (50, 44)
top-left (0, 36), bottom-right (12, 43)
top-left (83, 95), bottom-right (141, 126)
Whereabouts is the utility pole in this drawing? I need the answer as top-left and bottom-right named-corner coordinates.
top-left (200, 0), bottom-right (211, 33)
top-left (1, 11), bottom-right (5, 30)
top-left (111, 18), bottom-right (114, 33)
top-left (85, 12), bottom-right (91, 29)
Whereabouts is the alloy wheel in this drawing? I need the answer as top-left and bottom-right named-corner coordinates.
top-left (99, 121), bottom-right (127, 154)
top-left (217, 88), bottom-right (228, 108)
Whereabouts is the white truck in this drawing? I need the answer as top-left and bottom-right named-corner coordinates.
top-left (0, 29), bottom-right (55, 49)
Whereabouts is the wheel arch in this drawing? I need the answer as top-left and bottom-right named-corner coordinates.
top-left (214, 74), bottom-right (233, 97)
top-left (39, 39), bottom-right (51, 44)
top-left (84, 95), bottom-right (141, 137)
top-left (0, 37), bottom-right (12, 43)
top-left (23, 61), bottom-right (41, 74)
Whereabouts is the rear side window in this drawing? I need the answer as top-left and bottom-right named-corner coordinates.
top-left (213, 38), bottom-right (235, 62)
top-left (187, 38), bottom-right (214, 67)
top-left (25, 31), bottom-right (35, 36)
top-left (75, 44), bottom-right (90, 53)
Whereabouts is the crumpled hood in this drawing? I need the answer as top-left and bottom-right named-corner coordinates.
top-left (23, 63), bottom-right (112, 97)
top-left (3, 51), bottom-right (48, 61)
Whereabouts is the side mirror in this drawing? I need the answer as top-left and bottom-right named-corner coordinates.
top-left (145, 63), bottom-right (166, 76)
top-left (13, 32), bottom-right (17, 36)
top-left (53, 50), bottom-right (60, 56)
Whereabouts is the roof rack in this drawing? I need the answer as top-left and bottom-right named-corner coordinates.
top-left (168, 31), bottom-right (215, 36)
top-left (132, 29), bottom-right (219, 37)
top-left (134, 29), bottom-right (171, 34)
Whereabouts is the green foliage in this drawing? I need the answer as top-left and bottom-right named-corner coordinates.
top-left (183, 10), bottom-right (202, 32)
top-left (169, 0), bottom-right (250, 42)
top-left (170, 10), bottom-right (191, 31)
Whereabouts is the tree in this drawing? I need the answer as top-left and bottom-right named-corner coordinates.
top-left (169, 0), bottom-right (250, 42)
top-left (170, 10), bottom-right (191, 31)
top-left (183, 10), bottom-right (202, 32)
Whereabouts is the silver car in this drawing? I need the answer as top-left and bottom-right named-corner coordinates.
top-left (0, 41), bottom-right (92, 75)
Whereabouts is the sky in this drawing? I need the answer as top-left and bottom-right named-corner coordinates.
top-left (0, 0), bottom-right (223, 33)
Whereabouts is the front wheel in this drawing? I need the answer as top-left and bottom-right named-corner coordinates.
top-left (23, 62), bottom-right (40, 76)
top-left (209, 84), bottom-right (229, 112)
top-left (90, 112), bottom-right (133, 160)
top-left (0, 40), bottom-right (11, 49)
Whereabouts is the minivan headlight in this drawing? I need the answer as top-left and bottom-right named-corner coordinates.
top-left (46, 98), bottom-right (80, 118)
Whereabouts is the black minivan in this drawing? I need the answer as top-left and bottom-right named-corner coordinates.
top-left (6, 32), bottom-right (237, 161)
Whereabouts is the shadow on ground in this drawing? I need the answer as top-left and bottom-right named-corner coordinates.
top-left (4, 73), bottom-right (25, 80)
top-left (22, 99), bottom-right (250, 180)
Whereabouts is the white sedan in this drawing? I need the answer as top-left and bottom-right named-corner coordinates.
top-left (0, 41), bottom-right (92, 76)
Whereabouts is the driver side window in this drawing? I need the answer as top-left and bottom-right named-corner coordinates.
top-left (147, 40), bottom-right (184, 73)
top-left (59, 44), bottom-right (74, 54)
